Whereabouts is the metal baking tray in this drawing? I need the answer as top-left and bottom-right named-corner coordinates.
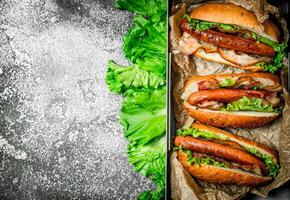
top-left (166, 0), bottom-right (289, 199)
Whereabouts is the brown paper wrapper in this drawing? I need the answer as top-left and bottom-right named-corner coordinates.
top-left (169, 0), bottom-right (290, 199)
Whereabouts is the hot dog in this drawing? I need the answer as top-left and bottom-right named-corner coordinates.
top-left (182, 73), bottom-right (283, 128)
top-left (174, 123), bottom-right (279, 186)
top-left (175, 136), bottom-right (269, 175)
top-left (178, 3), bottom-right (287, 72)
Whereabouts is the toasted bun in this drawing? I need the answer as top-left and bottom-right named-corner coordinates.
top-left (191, 123), bottom-right (278, 163)
top-left (178, 150), bottom-right (272, 186)
top-left (190, 3), bottom-right (279, 42)
top-left (182, 72), bottom-right (281, 100)
top-left (183, 102), bottom-right (279, 128)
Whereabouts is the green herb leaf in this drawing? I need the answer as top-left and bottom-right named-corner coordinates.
top-left (219, 78), bottom-right (236, 87)
top-left (221, 96), bottom-right (282, 113)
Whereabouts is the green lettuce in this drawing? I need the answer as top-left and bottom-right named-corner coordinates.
top-left (106, 61), bottom-right (165, 94)
top-left (123, 15), bottom-right (167, 76)
top-left (184, 150), bottom-right (229, 168)
top-left (121, 89), bottom-right (166, 199)
top-left (252, 86), bottom-right (261, 90)
top-left (121, 0), bottom-right (167, 77)
top-left (252, 33), bottom-right (287, 73)
top-left (128, 136), bottom-right (165, 200)
top-left (184, 15), bottom-right (240, 31)
top-left (256, 62), bottom-right (277, 73)
top-left (221, 96), bottom-right (282, 113)
top-left (121, 88), bottom-right (166, 146)
top-left (116, 0), bottom-right (166, 19)
top-left (219, 78), bottom-right (236, 87)
top-left (251, 33), bottom-right (287, 52)
top-left (244, 147), bottom-right (279, 178)
top-left (105, 1), bottom-right (167, 199)
top-left (176, 127), bottom-right (228, 140)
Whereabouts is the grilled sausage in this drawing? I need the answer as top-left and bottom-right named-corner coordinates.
top-left (174, 136), bottom-right (269, 175)
top-left (181, 19), bottom-right (275, 57)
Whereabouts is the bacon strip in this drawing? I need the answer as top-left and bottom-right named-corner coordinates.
top-left (181, 19), bottom-right (275, 57)
top-left (197, 78), bottom-right (220, 90)
top-left (174, 136), bottom-right (268, 175)
top-left (233, 76), bottom-right (260, 89)
top-left (188, 89), bottom-right (271, 105)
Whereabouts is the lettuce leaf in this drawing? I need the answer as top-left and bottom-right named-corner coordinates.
top-left (128, 136), bottom-right (165, 200)
top-left (119, 88), bottom-right (166, 199)
top-left (176, 127), bottom-right (228, 140)
top-left (123, 15), bottom-right (167, 76)
top-left (116, 0), bottom-right (167, 19)
top-left (184, 150), bottom-right (229, 168)
top-left (251, 33), bottom-right (287, 52)
top-left (219, 78), bottom-right (236, 87)
top-left (184, 15), bottom-right (240, 31)
top-left (244, 147), bottom-right (279, 178)
top-left (121, 88), bottom-right (166, 146)
top-left (256, 62), bottom-right (277, 73)
top-left (253, 34), bottom-right (287, 73)
top-left (221, 97), bottom-right (282, 113)
top-left (105, 1), bottom-right (167, 199)
top-left (106, 60), bottom-right (165, 94)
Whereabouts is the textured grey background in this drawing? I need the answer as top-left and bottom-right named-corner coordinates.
top-left (0, 0), bottom-right (154, 199)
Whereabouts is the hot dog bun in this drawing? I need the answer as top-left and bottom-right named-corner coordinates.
top-left (189, 3), bottom-right (279, 42)
top-left (177, 150), bottom-right (272, 186)
top-left (175, 123), bottom-right (279, 185)
top-left (182, 73), bottom-right (281, 128)
top-left (178, 3), bottom-right (282, 72)
top-left (183, 101), bottom-right (279, 128)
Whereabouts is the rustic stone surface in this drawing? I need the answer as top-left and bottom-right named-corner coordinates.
top-left (0, 0), bottom-right (154, 199)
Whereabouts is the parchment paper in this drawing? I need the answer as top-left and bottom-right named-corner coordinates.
top-left (169, 0), bottom-right (290, 199)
